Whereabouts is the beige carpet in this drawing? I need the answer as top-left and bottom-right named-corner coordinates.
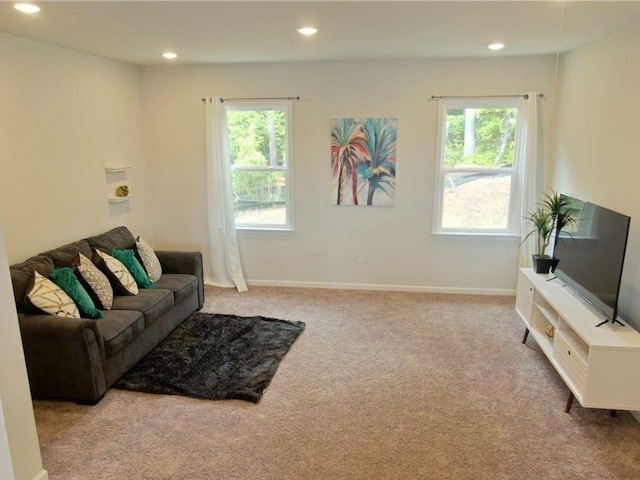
top-left (33, 286), bottom-right (640, 480)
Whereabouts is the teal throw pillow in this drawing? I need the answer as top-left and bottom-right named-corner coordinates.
top-left (111, 248), bottom-right (154, 289)
top-left (50, 267), bottom-right (104, 319)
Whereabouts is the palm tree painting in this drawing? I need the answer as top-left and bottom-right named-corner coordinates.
top-left (331, 118), bottom-right (397, 206)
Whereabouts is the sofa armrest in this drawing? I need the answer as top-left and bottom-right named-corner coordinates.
top-left (18, 313), bottom-right (107, 403)
top-left (155, 251), bottom-right (204, 310)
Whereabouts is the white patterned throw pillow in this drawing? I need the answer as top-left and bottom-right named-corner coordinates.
top-left (136, 236), bottom-right (162, 282)
top-left (25, 271), bottom-right (80, 318)
top-left (94, 249), bottom-right (139, 296)
top-left (77, 253), bottom-right (114, 309)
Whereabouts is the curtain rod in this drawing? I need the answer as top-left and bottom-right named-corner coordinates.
top-left (201, 96), bottom-right (300, 103)
top-left (429, 93), bottom-right (544, 101)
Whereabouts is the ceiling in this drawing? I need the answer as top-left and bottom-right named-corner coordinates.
top-left (1, 1), bottom-right (640, 66)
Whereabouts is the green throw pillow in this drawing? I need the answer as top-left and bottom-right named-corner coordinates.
top-left (111, 248), bottom-right (154, 289)
top-left (50, 268), bottom-right (104, 319)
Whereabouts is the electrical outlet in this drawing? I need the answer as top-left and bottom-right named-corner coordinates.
top-left (356, 251), bottom-right (364, 263)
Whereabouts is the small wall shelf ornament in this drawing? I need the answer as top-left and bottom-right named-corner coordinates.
top-left (116, 185), bottom-right (129, 197)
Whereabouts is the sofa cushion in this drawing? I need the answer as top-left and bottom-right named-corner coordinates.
top-left (95, 310), bottom-right (145, 358)
top-left (25, 271), bottom-right (80, 318)
top-left (111, 288), bottom-right (174, 326)
top-left (42, 240), bottom-right (93, 268)
top-left (10, 255), bottom-right (55, 313)
top-left (111, 248), bottom-right (154, 289)
top-left (50, 267), bottom-right (104, 319)
top-left (94, 249), bottom-right (139, 296)
top-left (136, 236), bottom-right (162, 282)
top-left (154, 274), bottom-right (198, 305)
top-left (77, 253), bottom-right (114, 310)
top-left (87, 226), bottom-right (136, 253)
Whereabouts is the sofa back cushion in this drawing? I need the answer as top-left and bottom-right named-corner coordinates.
top-left (87, 226), bottom-right (136, 253)
top-left (42, 239), bottom-right (93, 268)
top-left (10, 255), bottom-right (55, 313)
top-left (9, 226), bottom-right (135, 313)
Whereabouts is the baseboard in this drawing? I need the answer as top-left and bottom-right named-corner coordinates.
top-left (33, 470), bottom-right (48, 480)
top-left (246, 279), bottom-right (515, 296)
top-left (632, 411), bottom-right (640, 424)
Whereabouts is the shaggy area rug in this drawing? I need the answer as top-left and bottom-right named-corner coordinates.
top-left (114, 313), bottom-right (305, 402)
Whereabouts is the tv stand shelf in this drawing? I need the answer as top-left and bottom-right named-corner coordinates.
top-left (515, 268), bottom-right (640, 412)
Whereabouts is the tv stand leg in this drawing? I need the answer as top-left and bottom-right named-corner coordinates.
top-left (565, 391), bottom-right (574, 414)
top-left (522, 328), bottom-right (529, 344)
top-left (610, 410), bottom-right (617, 418)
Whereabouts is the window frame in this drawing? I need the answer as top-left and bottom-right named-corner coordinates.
top-left (223, 99), bottom-right (294, 231)
top-left (432, 97), bottom-right (523, 236)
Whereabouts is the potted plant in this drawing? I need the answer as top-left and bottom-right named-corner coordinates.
top-left (524, 191), bottom-right (575, 274)
top-left (525, 207), bottom-right (555, 273)
top-left (542, 190), bottom-right (575, 242)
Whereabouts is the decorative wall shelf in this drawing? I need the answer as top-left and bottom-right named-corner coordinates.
top-left (108, 195), bottom-right (134, 204)
top-left (104, 165), bottom-right (132, 173)
top-left (105, 165), bottom-right (133, 205)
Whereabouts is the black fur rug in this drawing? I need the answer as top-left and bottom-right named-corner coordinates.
top-left (114, 313), bottom-right (305, 403)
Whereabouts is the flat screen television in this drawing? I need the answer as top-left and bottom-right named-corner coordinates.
top-left (553, 194), bottom-right (631, 326)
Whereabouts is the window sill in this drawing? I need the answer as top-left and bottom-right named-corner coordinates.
top-left (237, 226), bottom-right (294, 233)
top-left (431, 231), bottom-right (521, 241)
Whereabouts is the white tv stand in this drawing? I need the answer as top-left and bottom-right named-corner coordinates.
top-left (515, 268), bottom-right (640, 413)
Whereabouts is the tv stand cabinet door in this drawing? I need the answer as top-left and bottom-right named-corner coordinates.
top-left (516, 271), bottom-right (534, 325)
top-left (583, 348), bottom-right (640, 410)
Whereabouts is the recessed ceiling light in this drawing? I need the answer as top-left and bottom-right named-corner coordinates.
top-left (162, 52), bottom-right (178, 59)
top-left (488, 43), bottom-right (505, 51)
top-left (296, 27), bottom-right (318, 36)
top-left (14, 3), bottom-right (40, 14)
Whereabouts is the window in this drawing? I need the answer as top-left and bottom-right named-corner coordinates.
top-left (224, 100), bottom-right (293, 230)
top-left (433, 98), bottom-right (522, 235)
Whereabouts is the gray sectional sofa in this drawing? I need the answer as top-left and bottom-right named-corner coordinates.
top-left (10, 226), bottom-right (204, 403)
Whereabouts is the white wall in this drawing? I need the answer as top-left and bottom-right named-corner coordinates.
top-left (551, 20), bottom-right (640, 330)
top-left (142, 56), bottom-right (556, 292)
top-left (0, 33), bottom-right (148, 479)
top-left (0, 396), bottom-right (15, 480)
top-left (0, 220), bottom-right (47, 480)
top-left (0, 33), bottom-right (149, 265)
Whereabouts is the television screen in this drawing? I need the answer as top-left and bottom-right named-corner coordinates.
top-left (554, 195), bottom-right (630, 324)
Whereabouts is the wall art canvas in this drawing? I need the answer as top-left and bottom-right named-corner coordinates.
top-left (331, 117), bottom-right (397, 206)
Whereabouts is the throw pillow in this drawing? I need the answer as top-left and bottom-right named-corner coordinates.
top-left (94, 249), bottom-right (139, 296)
top-left (135, 236), bottom-right (162, 282)
top-left (76, 253), bottom-right (113, 310)
top-left (111, 248), bottom-right (154, 289)
top-left (50, 267), bottom-right (104, 319)
top-left (24, 271), bottom-right (80, 318)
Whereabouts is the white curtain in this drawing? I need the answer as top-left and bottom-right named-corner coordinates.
top-left (518, 91), bottom-right (544, 267)
top-left (203, 97), bottom-right (248, 292)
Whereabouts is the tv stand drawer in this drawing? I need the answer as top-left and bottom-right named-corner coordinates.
top-left (554, 329), bottom-right (587, 393)
top-left (516, 272), bottom-right (534, 322)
